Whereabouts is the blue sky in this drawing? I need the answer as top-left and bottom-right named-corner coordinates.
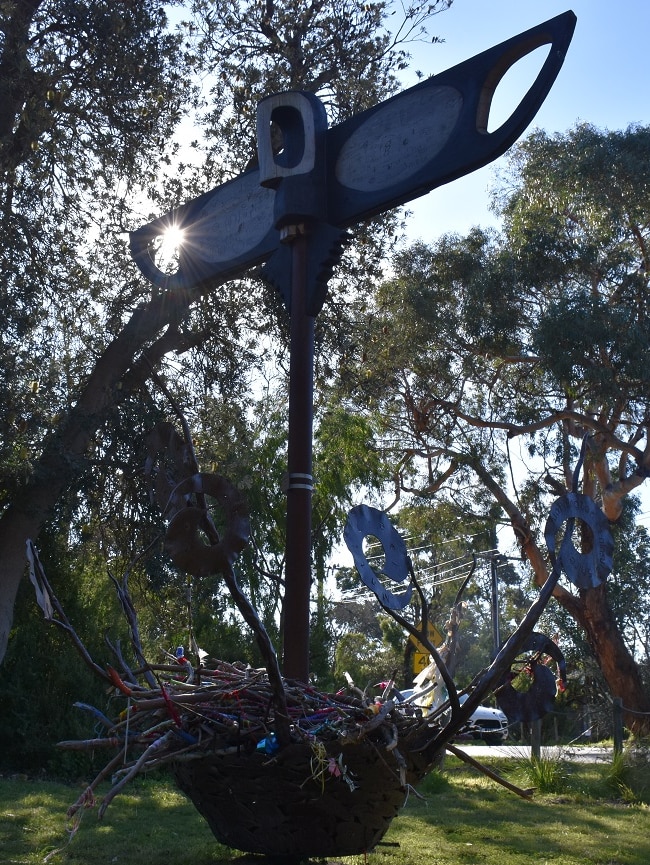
top-left (400, 0), bottom-right (650, 240)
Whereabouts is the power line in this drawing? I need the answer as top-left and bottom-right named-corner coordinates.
top-left (338, 546), bottom-right (502, 604)
top-left (364, 527), bottom-right (491, 556)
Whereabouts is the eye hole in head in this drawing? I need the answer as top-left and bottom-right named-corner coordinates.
top-left (151, 224), bottom-right (185, 274)
top-left (270, 105), bottom-right (305, 168)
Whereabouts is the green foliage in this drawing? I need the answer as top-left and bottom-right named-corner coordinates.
top-left (333, 629), bottom-right (402, 691)
top-left (498, 124), bottom-right (650, 408)
top-left (332, 122), bottom-right (650, 725)
top-left (533, 291), bottom-right (650, 401)
top-left (391, 502), bottom-right (517, 683)
top-left (379, 613), bottom-right (406, 654)
top-left (0, 544), bottom-right (122, 777)
top-left (0, 0), bottom-right (456, 675)
top-left (308, 596), bottom-right (336, 688)
top-left (0, 0), bottom-right (190, 506)
top-left (194, 0), bottom-right (452, 169)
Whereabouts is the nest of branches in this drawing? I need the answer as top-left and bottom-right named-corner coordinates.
top-left (26, 415), bottom-right (569, 858)
top-left (62, 658), bottom-right (443, 858)
top-left (27, 540), bottom-right (450, 858)
top-left (27, 509), bottom-right (551, 858)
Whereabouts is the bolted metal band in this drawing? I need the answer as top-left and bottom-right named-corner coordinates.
top-left (287, 472), bottom-right (314, 491)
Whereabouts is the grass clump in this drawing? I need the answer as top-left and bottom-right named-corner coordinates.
top-left (606, 749), bottom-right (635, 802)
top-left (603, 744), bottom-right (650, 804)
top-left (511, 750), bottom-right (572, 795)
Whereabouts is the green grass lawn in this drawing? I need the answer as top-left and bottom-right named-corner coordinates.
top-left (2, 754), bottom-right (649, 865)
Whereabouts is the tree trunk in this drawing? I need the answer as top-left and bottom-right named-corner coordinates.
top-left (0, 510), bottom-right (46, 666)
top-left (474, 458), bottom-right (650, 733)
top-left (566, 583), bottom-right (650, 736)
top-left (0, 285), bottom-right (198, 664)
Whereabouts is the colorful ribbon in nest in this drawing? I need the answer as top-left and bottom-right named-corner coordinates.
top-left (305, 741), bottom-right (357, 793)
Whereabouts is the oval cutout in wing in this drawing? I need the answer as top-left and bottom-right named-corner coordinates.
top-left (484, 44), bottom-right (552, 133)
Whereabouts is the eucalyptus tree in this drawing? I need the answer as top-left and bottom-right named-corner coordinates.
top-left (0, 0), bottom-right (453, 664)
top-left (339, 124), bottom-right (650, 731)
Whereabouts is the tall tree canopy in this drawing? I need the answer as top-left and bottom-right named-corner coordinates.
top-left (339, 124), bottom-right (650, 731)
top-left (0, 0), bottom-right (453, 664)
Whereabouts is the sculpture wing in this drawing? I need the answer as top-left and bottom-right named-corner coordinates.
top-left (130, 12), bottom-right (576, 293)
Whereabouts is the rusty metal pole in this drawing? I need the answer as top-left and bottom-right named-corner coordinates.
top-left (255, 92), bottom-right (328, 684)
top-left (282, 226), bottom-right (314, 683)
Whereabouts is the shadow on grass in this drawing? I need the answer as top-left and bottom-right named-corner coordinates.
top-left (385, 761), bottom-right (650, 865)
top-left (3, 763), bottom-right (650, 865)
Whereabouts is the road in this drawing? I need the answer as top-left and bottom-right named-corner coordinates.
top-left (450, 743), bottom-right (614, 762)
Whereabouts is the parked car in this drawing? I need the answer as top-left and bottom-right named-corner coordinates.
top-left (398, 689), bottom-right (509, 745)
top-left (456, 694), bottom-right (509, 745)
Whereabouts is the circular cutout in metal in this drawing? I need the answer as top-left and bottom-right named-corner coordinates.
top-left (343, 504), bottom-right (412, 610)
top-left (544, 492), bottom-right (613, 589)
top-left (165, 473), bottom-right (250, 577)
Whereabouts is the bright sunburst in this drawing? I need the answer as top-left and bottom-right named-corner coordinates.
top-left (153, 224), bottom-right (185, 274)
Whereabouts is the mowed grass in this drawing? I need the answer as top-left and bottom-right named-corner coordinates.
top-left (0, 776), bottom-right (228, 865)
top-left (363, 756), bottom-right (650, 865)
top-left (2, 754), bottom-right (649, 865)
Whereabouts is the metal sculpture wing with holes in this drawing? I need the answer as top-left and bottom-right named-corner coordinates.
top-left (130, 12), bottom-right (576, 311)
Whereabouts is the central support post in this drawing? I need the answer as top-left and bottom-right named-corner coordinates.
top-left (256, 91), bottom-right (329, 683)
top-left (282, 227), bottom-right (314, 682)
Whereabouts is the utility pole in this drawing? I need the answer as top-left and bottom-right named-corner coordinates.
top-left (490, 555), bottom-right (501, 655)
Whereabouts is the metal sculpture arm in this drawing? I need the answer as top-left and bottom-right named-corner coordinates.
top-left (129, 11), bottom-right (576, 299)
